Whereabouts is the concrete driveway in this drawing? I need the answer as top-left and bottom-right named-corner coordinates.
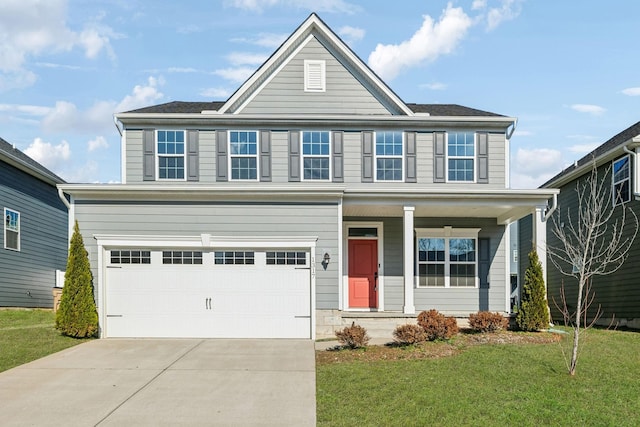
top-left (0, 339), bottom-right (316, 426)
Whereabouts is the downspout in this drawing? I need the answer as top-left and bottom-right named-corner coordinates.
top-left (622, 145), bottom-right (640, 197)
top-left (544, 193), bottom-right (557, 222)
top-left (57, 187), bottom-right (71, 210)
top-left (506, 118), bottom-right (518, 140)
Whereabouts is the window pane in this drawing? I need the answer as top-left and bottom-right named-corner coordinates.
top-left (448, 159), bottom-right (474, 182)
top-left (450, 239), bottom-right (475, 262)
top-left (450, 264), bottom-right (476, 287)
top-left (376, 158), bottom-right (402, 181)
top-left (418, 264), bottom-right (445, 287)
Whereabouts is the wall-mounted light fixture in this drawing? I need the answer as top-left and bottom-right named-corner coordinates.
top-left (323, 252), bottom-right (331, 264)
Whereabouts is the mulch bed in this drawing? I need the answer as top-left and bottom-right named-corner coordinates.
top-left (316, 330), bottom-right (563, 365)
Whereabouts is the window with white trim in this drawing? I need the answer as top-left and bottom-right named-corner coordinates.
top-left (4, 208), bottom-right (20, 251)
top-left (110, 250), bottom-right (151, 264)
top-left (229, 131), bottom-right (258, 180)
top-left (266, 251), bottom-right (307, 265)
top-left (447, 132), bottom-right (475, 182)
top-left (157, 130), bottom-right (185, 180)
top-left (163, 251), bottom-right (203, 265)
top-left (215, 251), bottom-right (255, 265)
top-left (302, 131), bottom-right (330, 180)
top-left (613, 155), bottom-right (631, 206)
top-left (416, 228), bottom-right (479, 288)
top-left (304, 60), bottom-right (325, 92)
top-left (375, 131), bottom-right (403, 181)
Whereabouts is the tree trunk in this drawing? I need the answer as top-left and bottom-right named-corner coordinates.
top-left (569, 277), bottom-right (585, 376)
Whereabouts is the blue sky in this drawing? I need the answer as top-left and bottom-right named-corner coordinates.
top-left (1, 0), bottom-right (639, 187)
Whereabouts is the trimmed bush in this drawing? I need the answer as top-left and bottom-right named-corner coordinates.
top-left (468, 311), bottom-right (509, 333)
top-left (393, 324), bottom-right (427, 345)
top-left (335, 322), bottom-right (370, 348)
top-left (55, 221), bottom-right (99, 338)
top-left (516, 250), bottom-right (550, 332)
top-left (417, 309), bottom-right (459, 341)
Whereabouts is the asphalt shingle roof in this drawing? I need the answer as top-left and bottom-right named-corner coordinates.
top-left (0, 137), bottom-right (65, 184)
top-left (542, 120), bottom-right (640, 188)
top-left (123, 101), bottom-right (503, 117)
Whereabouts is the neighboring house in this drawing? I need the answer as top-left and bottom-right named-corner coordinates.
top-left (58, 14), bottom-right (557, 339)
top-left (521, 121), bottom-right (640, 328)
top-left (0, 137), bottom-right (68, 308)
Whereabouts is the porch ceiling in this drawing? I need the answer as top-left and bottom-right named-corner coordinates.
top-left (342, 188), bottom-right (558, 224)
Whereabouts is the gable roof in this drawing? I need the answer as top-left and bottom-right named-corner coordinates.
top-left (542, 120), bottom-right (640, 188)
top-left (0, 137), bottom-right (65, 185)
top-left (217, 13), bottom-right (414, 116)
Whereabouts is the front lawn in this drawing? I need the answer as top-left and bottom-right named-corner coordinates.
top-left (0, 309), bottom-right (89, 373)
top-left (317, 328), bottom-right (640, 426)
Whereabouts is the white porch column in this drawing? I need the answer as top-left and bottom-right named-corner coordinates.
top-left (403, 206), bottom-right (415, 314)
top-left (531, 206), bottom-right (547, 284)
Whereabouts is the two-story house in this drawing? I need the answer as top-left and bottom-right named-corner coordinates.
top-left (1, 137), bottom-right (68, 308)
top-left (58, 14), bottom-right (557, 339)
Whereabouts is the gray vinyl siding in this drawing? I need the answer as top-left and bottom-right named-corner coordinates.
top-left (546, 160), bottom-right (640, 321)
top-left (73, 200), bottom-right (340, 310)
top-left (126, 128), bottom-right (509, 188)
top-left (240, 37), bottom-right (391, 116)
top-left (0, 162), bottom-right (68, 307)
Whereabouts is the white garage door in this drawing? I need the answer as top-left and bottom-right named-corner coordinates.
top-left (104, 249), bottom-right (311, 338)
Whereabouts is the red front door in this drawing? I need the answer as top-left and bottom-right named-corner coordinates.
top-left (348, 239), bottom-right (378, 308)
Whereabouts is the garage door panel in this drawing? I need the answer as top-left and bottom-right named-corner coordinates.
top-left (105, 249), bottom-right (311, 339)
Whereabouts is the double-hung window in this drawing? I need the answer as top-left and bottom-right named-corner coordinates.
top-left (229, 131), bottom-right (258, 180)
top-left (157, 130), bottom-right (185, 180)
top-left (447, 132), bottom-right (475, 182)
top-left (416, 228), bottom-right (479, 288)
top-left (302, 131), bottom-right (330, 180)
top-left (375, 131), bottom-right (403, 181)
top-left (613, 155), bottom-right (631, 206)
top-left (4, 208), bottom-right (20, 251)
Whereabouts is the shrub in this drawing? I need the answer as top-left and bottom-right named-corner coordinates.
top-left (468, 311), bottom-right (509, 333)
top-left (416, 309), bottom-right (459, 341)
top-left (516, 250), bottom-right (550, 331)
top-left (55, 221), bottom-right (99, 338)
top-left (393, 324), bottom-right (427, 345)
top-left (335, 322), bottom-right (370, 348)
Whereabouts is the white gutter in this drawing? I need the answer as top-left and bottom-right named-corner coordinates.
top-left (506, 118), bottom-right (518, 140)
top-left (622, 144), bottom-right (640, 198)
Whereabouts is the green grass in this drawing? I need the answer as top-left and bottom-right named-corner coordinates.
top-left (317, 328), bottom-right (640, 426)
top-left (0, 309), bottom-right (90, 373)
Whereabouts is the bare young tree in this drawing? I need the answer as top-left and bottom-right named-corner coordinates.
top-left (548, 162), bottom-right (638, 376)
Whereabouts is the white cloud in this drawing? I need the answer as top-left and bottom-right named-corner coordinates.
top-left (338, 26), bottom-right (365, 44)
top-left (41, 76), bottom-right (164, 133)
top-left (571, 104), bottom-right (606, 115)
top-left (213, 67), bottom-right (255, 83)
top-left (511, 147), bottom-right (564, 189)
top-left (0, 0), bottom-right (117, 90)
top-left (226, 52), bottom-right (268, 66)
top-left (23, 137), bottom-right (71, 171)
top-left (420, 82), bottom-right (448, 90)
top-left (225, 0), bottom-right (359, 14)
top-left (472, 0), bottom-right (487, 10)
top-left (168, 67), bottom-right (198, 73)
top-left (88, 136), bottom-right (109, 152)
top-left (567, 143), bottom-right (599, 154)
top-left (200, 87), bottom-right (232, 98)
top-left (65, 159), bottom-right (100, 183)
top-left (368, 4), bottom-right (473, 80)
top-left (0, 103), bottom-right (50, 116)
top-left (230, 33), bottom-right (288, 48)
top-left (622, 87), bottom-right (640, 96)
top-left (486, 0), bottom-right (523, 31)
top-left (512, 129), bottom-right (533, 137)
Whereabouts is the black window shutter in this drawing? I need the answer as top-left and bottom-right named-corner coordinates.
top-left (362, 131), bottom-right (373, 182)
top-left (332, 131), bottom-right (344, 182)
top-left (187, 130), bottom-right (199, 182)
top-left (433, 131), bottom-right (445, 183)
top-left (405, 131), bottom-right (417, 183)
top-left (216, 130), bottom-right (228, 182)
top-left (289, 131), bottom-right (300, 182)
top-left (143, 129), bottom-right (155, 181)
top-left (260, 130), bottom-right (271, 182)
top-left (477, 132), bottom-right (489, 184)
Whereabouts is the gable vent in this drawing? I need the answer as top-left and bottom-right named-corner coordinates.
top-left (304, 60), bottom-right (326, 92)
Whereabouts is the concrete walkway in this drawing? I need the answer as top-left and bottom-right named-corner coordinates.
top-left (0, 339), bottom-right (316, 426)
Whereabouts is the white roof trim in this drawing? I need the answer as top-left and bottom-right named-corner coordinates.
top-left (217, 13), bottom-right (413, 116)
top-left (94, 234), bottom-right (318, 249)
